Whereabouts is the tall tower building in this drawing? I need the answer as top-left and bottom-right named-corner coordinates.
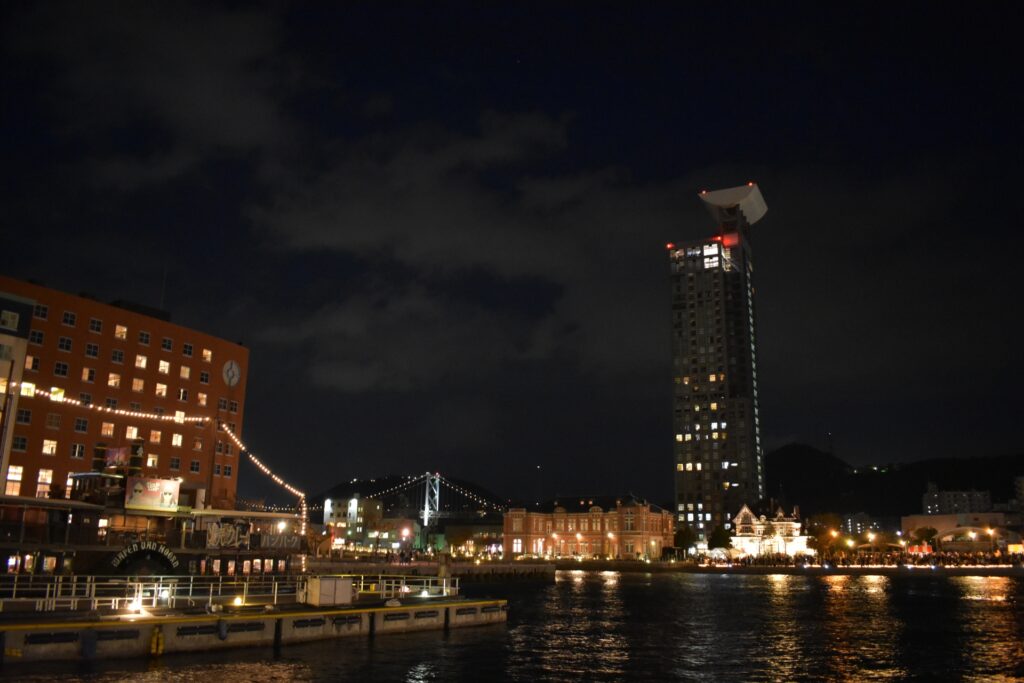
top-left (668, 183), bottom-right (767, 541)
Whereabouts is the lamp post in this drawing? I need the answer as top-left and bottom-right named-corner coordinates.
top-left (986, 528), bottom-right (995, 554)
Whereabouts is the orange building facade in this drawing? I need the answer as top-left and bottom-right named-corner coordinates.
top-left (503, 495), bottom-right (675, 560)
top-left (0, 277), bottom-right (248, 509)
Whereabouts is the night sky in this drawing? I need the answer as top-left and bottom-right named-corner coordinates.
top-left (3, 4), bottom-right (1021, 505)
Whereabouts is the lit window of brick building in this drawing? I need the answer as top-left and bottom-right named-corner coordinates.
top-left (503, 495), bottom-right (674, 560)
top-left (0, 277), bottom-right (248, 509)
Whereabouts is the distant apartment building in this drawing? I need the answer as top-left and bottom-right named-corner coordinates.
top-left (922, 482), bottom-right (991, 514)
top-left (842, 512), bottom-right (881, 535)
top-left (503, 495), bottom-right (674, 560)
top-left (0, 277), bottom-right (249, 509)
top-left (323, 494), bottom-right (383, 546)
top-left (669, 184), bottom-right (768, 541)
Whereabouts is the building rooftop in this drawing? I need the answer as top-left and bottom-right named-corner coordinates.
top-left (526, 494), bottom-right (663, 514)
top-left (699, 183), bottom-right (767, 226)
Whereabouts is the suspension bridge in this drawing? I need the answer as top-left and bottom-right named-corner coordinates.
top-left (309, 472), bottom-right (508, 529)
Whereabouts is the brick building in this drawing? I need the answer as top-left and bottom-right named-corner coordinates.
top-left (0, 277), bottom-right (248, 508)
top-left (503, 495), bottom-right (674, 560)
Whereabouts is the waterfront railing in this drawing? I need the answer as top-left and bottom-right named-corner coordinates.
top-left (0, 573), bottom-right (458, 614)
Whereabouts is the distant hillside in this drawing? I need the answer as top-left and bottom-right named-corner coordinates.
top-left (765, 443), bottom-right (1024, 517)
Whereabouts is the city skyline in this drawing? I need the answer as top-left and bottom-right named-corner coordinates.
top-left (2, 4), bottom-right (1021, 504)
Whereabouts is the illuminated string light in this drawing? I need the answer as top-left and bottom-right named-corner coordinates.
top-left (28, 385), bottom-right (208, 425)
top-left (17, 382), bottom-right (310, 570)
top-left (366, 473), bottom-right (430, 499)
top-left (220, 421), bottom-right (308, 570)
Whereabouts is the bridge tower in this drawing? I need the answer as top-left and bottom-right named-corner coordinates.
top-left (422, 472), bottom-right (440, 528)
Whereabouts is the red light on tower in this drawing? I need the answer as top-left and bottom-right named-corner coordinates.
top-left (665, 242), bottom-right (675, 250)
top-left (711, 235), bottom-right (722, 242)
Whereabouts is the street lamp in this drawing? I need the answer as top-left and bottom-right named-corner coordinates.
top-left (986, 528), bottom-right (995, 553)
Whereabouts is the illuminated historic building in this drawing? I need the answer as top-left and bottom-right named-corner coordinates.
top-left (668, 184), bottom-right (767, 541)
top-left (503, 495), bottom-right (674, 560)
top-left (730, 504), bottom-right (812, 557)
top-left (0, 277), bottom-right (248, 509)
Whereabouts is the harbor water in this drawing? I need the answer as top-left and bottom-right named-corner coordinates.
top-left (2, 570), bottom-right (1022, 681)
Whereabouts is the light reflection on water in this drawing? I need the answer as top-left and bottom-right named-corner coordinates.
top-left (954, 576), bottom-right (1023, 678)
top-left (1, 572), bottom-right (1021, 682)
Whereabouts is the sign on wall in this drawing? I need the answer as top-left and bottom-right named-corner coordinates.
top-left (125, 477), bottom-right (180, 512)
top-left (105, 446), bottom-right (130, 467)
top-left (206, 520), bottom-right (251, 549)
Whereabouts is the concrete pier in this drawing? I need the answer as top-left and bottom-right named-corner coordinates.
top-left (0, 597), bottom-right (508, 665)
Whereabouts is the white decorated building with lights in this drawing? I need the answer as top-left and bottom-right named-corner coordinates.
top-left (729, 504), bottom-right (813, 557)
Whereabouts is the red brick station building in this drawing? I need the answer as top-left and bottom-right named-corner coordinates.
top-left (503, 495), bottom-right (674, 560)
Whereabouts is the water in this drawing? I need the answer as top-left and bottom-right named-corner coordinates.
top-left (3, 571), bottom-right (1023, 682)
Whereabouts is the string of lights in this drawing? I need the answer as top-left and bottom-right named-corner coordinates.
top-left (366, 473), bottom-right (430, 499)
top-left (26, 383), bottom-right (208, 425)
top-left (220, 422), bottom-right (308, 564)
top-left (22, 380), bottom-right (501, 527)
top-left (437, 475), bottom-right (506, 511)
top-left (22, 382), bottom-right (310, 569)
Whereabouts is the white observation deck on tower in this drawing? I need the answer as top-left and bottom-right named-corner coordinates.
top-left (699, 183), bottom-right (768, 226)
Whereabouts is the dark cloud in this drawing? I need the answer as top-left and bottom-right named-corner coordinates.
top-left (2, 3), bottom-right (1020, 504)
top-left (8, 1), bottom-right (287, 187)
